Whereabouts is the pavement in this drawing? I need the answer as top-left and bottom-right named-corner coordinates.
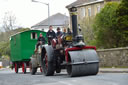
top-left (99, 68), bottom-right (128, 73)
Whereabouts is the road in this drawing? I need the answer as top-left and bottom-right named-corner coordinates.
top-left (0, 68), bottom-right (128, 85)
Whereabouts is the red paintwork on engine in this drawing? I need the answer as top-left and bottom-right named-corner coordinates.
top-left (51, 39), bottom-right (57, 48)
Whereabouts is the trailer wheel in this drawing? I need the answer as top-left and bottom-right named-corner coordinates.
top-left (42, 51), bottom-right (54, 76)
top-left (14, 63), bottom-right (18, 73)
top-left (22, 62), bottom-right (27, 74)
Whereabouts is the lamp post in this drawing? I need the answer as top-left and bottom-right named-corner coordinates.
top-left (32, 0), bottom-right (50, 27)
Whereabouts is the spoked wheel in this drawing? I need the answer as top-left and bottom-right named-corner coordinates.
top-left (14, 63), bottom-right (18, 73)
top-left (42, 51), bottom-right (54, 76)
top-left (31, 67), bottom-right (37, 75)
top-left (22, 62), bottom-right (27, 74)
top-left (29, 61), bottom-right (37, 75)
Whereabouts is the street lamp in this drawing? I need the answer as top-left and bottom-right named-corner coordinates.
top-left (32, 0), bottom-right (50, 27)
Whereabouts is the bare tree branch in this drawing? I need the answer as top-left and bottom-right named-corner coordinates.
top-left (2, 12), bottom-right (17, 32)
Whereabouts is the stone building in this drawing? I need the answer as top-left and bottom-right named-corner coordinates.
top-left (66, 0), bottom-right (120, 26)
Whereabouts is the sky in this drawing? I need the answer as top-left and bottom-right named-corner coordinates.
top-left (0, 0), bottom-right (76, 28)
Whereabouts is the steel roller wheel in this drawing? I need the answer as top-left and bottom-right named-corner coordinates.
top-left (67, 50), bottom-right (99, 77)
top-left (22, 62), bottom-right (27, 74)
top-left (14, 63), bottom-right (18, 73)
top-left (67, 63), bottom-right (99, 77)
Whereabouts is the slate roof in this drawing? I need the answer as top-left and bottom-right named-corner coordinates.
top-left (31, 13), bottom-right (69, 28)
top-left (66, 0), bottom-right (100, 8)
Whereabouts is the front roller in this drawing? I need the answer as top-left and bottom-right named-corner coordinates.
top-left (67, 49), bottom-right (99, 77)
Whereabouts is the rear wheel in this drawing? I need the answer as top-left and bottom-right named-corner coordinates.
top-left (42, 51), bottom-right (54, 76)
top-left (22, 62), bottom-right (27, 74)
top-left (14, 63), bottom-right (18, 73)
top-left (40, 67), bottom-right (43, 73)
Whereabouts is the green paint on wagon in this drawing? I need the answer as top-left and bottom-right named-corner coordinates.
top-left (10, 30), bottom-right (47, 62)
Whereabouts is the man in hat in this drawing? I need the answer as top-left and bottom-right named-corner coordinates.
top-left (56, 27), bottom-right (63, 38)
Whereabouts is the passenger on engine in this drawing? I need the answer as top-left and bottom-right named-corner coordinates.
top-left (63, 28), bottom-right (67, 36)
top-left (47, 25), bottom-right (56, 45)
top-left (56, 27), bottom-right (63, 45)
top-left (56, 27), bottom-right (63, 38)
top-left (35, 33), bottom-right (46, 52)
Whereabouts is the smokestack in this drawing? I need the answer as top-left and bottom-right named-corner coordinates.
top-left (70, 7), bottom-right (78, 38)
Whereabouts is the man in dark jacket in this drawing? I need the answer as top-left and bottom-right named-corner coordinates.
top-left (47, 25), bottom-right (56, 45)
top-left (56, 27), bottom-right (63, 38)
top-left (35, 33), bottom-right (46, 52)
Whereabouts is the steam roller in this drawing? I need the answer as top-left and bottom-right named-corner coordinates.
top-left (40, 7), bottom-right (99, 77)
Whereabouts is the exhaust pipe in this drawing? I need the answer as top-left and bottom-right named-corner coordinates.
top-left (70, 7), bottom-right (78, 38)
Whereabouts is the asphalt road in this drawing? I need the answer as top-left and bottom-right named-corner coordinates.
top-left (0, 68), bottom-right (128, 85)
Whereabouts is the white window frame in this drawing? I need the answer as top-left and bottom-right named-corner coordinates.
top-left (97, 5), bottom-right (101, 13)
top-left (31, 32), bottom-right (37, 39)
top-left (88, 8), bottom-right (91, 17)
top-left (81, 7), bottom-right (85, 18)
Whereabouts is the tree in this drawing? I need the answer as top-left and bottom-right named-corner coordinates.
top-left (93, 2), bottom-right (119, 48)
top-left (116, 0), bottom-right (128, 47)
top-left (0, 41), bottom-right (10, 56)
top-left (80, 16), bottom-right (95, 45)
top-left (2, 12), bottom-right (17, 32)
top-left (0, 28), bottom-right (30, 57)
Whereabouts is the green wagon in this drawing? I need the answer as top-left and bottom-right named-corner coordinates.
top-left (10, 30), bottom-right (47, 73)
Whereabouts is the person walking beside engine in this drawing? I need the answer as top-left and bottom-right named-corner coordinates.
top-left (47, 25), bottom-right (56, 45)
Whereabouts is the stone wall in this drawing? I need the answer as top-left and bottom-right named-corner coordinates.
top-left (2, 59), bottom-right (10, 67)
top-left (97, 47), bottom-right (128, 67)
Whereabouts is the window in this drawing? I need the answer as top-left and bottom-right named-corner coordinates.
top-left (81, 7), bottom-right (85, 18)
top-left (31, 32), bottom-right (37, 39)
top-left (97, 5), bottom-right (101, 13)
top-left (88, 8), bottom-right (91, 17)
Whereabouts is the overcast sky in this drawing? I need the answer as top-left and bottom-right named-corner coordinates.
top-left (0, 0), bottom-right (76, 28)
